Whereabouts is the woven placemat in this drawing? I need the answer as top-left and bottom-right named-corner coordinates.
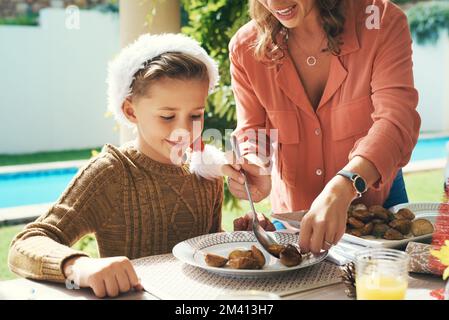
top-left (133, 254), bottom-right (342, 300)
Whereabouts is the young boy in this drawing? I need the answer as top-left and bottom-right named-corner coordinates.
top-left (8, 33), bottom-right (241, 298)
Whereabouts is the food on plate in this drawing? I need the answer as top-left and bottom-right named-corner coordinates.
top-left (267, 244), bottom-right (286, 258)
top-left (347, 228), bottom-right (363, 237)
top-left (279, 245), bottom-right (302, 267)
top-left (372, 223), bottom-right (390, 238)
top-left (411, 219), bottom-right (434, 236)
top-left (383, 228), bottom-right (405, 240)
top-left (348, 217), bottom-right (365, 229)
top-left (204, 244), bottom-right (304, 270)
top-left (251, 245), bottom-right (266, 268)
top-left (346, 205), bottom-right (433, 240)
top-left (228, 249), bottom-right (252, 260)
top-left (389, 219), bottom-right (412, 235)
top-left (205, 253), bottom-right (228, 267)
top-left (369, 205), bottom-right (390, 221)
top-left (395, 208), bottom-right (415, 220)
top-left (228, 257), bottom-right (259, 269)
top-left (361, 222), bottom-right (374, 236)
top-left (353, 204), bottom-right (368, 212)
top-left (352, 207), bottom-right (373, 222)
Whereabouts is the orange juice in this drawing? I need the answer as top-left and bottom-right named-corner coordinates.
top-left (355, 249), bottom-right (410, 300)
top-left (356, 274), bottom-right (408, 300)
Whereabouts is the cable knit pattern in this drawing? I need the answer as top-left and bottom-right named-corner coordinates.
top-left (8, 143), bottom-right (223, 283)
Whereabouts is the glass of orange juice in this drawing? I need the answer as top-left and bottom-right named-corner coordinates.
top-left (355, 248), bottom-right (409, 300)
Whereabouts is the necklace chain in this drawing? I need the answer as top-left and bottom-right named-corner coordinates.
top-left (288, 31), bottom-right (327, 67)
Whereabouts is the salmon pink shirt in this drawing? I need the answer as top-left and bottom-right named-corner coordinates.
top-left (230, 0), bottom-right (420, 213)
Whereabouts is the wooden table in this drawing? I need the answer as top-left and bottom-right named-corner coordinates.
top-left (0, 270), bottom-right (443, 300)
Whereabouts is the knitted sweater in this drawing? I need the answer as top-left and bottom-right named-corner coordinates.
top-left (8, 143), bottom-right (223, 282)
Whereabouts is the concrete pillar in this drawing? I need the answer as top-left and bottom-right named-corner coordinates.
top-left (118, 0), bottom-right (181, 145)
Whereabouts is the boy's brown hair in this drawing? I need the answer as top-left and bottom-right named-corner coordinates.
top-left (130, 52), bottom-right (210, 98)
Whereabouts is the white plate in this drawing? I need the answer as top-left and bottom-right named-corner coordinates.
top-left (273, 202), bottom-right (439, 249)
top-left (172, 231), bottom-right (328, 277)
top-left (342, 202), bottom-right (438, 248)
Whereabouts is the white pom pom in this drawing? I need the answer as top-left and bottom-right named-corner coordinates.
top-left (189, 144), bottom-right (227, 180)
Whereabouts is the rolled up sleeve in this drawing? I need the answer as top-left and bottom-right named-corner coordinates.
top-left (349, 9), bottom-right (421, 190)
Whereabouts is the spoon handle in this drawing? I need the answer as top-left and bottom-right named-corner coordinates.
top-left (230, 136), bottom-right (258, 221)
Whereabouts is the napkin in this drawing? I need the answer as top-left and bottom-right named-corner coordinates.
top-left (406, 242), bottom-right (445, 276)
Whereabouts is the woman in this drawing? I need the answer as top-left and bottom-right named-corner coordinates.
top-left (228, 0), bottom-right (420, 254)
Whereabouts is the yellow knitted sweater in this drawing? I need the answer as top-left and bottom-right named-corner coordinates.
top-left (8, 143), bottom-right (223, 282)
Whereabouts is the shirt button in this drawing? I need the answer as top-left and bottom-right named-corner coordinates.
top-left (314, 128), bottom-right (321, 136)
top-left (316, 169), bottom-right (323, 176)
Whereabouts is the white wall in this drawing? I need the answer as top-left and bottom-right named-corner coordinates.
top-left (412, 31), bottom-right (449, 134)
top-left (0, 9), bottom-right (448, 154)
top-left (0, 8), bottom-right (120, 154)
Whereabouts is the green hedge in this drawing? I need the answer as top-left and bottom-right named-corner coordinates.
top-left (407, 1), bottom-right (449, 44)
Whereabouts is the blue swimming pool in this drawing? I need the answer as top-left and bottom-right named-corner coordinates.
top-left (0, 136), bottom-right (448, 209)
top-left (0, 168), bottom-right (78, 209)
top-left (410, 136), bottom-right (449, 162)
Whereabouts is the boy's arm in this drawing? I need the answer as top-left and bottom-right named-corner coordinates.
top-left (8, 153), bottom-right (122, 283)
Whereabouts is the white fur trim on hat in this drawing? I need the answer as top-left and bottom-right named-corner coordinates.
top-left (106, 33), bottom-right (220, 127)
top-left (189, 144), bottom-right (227, 180)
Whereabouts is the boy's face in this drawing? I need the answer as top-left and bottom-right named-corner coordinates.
top-left (123, 78), bottom-right (209, 165)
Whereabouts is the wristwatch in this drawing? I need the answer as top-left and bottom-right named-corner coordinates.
top-left (337, 170), bottom-right (368, 199)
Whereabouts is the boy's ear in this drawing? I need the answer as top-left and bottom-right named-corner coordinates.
top-left (122, 98), bottom-right (138, 124)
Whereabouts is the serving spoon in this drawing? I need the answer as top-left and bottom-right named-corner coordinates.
top-left (230, 135), bottom-right (288, 258)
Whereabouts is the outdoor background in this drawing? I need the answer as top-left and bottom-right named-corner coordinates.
top-left (0, 0), bottom-right (449, 280)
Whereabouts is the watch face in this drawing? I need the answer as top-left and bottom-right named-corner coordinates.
top-left (354, 177), bottom-right (367, 193)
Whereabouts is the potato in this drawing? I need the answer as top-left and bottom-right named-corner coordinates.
top-left (228, 249), bottom-right (252, 260)
top-left (348, 217), bottom-right (365, 229)
top-left (361, 222), bottom-right (374, 236)
top-left (279, 245), bottom-right (302, 267)
top-left (352, 209), bottom-right (374, 223)
top-left (353, 204), bottom-right (368, 212)
top-left (348, 228), bottom-right (364, 237)
top-left (205, 254), bottom-right (228, 267)
top-left (389, 219), bottom-right (412, 235)
top-left (383, 228), bottom-right (405, 240)
top-left (387, 211), bottom-right (396, 222)
top-left (267, 244), bottom-right (286, 258)
top-left (228, 257), bottom-right (259, 269)
top-left (371, 219), bottom-right (385, 225)
top-left (411, 219), bottom-right (434, 236)
top-left (372, 223), bottom-right (389, 238)
top-left (369, 205), bottom-right (390, 221)
top-left (395, 208), bottom-right (415, 220)
top-left (251, 245), bottom-right (266, 268)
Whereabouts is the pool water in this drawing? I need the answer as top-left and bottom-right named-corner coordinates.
top-left (410, 137), bottom-right (449, 162)
top-left (0, 168), bottom-right (78, 208)
top-left (0, 136), bottom-right (448, 209)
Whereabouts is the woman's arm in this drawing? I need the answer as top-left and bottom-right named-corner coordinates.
top-left (300, 7), bottom-right (420, 254)
top-left (227, 35), bottom-right (272, 202)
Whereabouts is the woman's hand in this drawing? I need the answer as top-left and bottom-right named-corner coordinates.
top-left (63, 256), bottom-right (144, 298)
top-left (233, 212), bottom-right (276, 231)
top-left (299, 175), bottom-right (356, 254)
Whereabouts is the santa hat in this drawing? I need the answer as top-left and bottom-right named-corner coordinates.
top-left (106, 33), bottom-right (220, 128)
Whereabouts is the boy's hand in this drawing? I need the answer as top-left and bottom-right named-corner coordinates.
top-left (63, 256), bottom-right (144, 298)
top-left (233, 212), bottom-right (276, 231)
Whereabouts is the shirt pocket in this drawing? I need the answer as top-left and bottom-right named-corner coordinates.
top-left (330, 95), bottom-right (374, 167)
top-left (266, 110), bottom-right (300, 187)
top-left (331, 95), bottom-right (374, 141)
